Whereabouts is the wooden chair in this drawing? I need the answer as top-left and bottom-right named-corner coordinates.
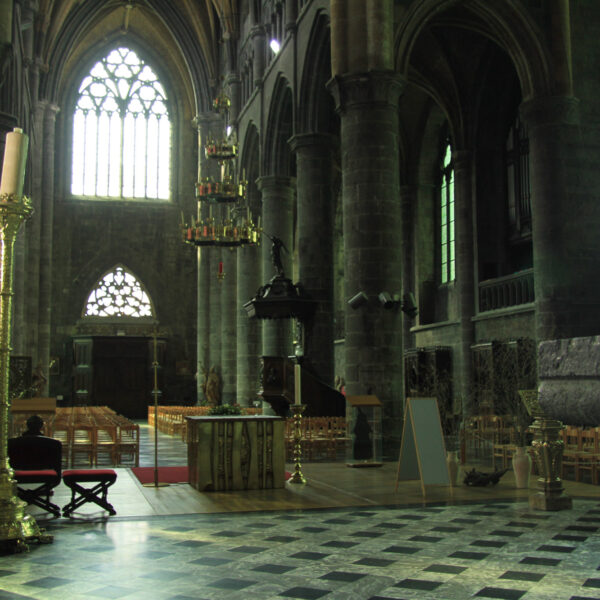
top-left (577, 428), bottom-right (600, 484)
top-left (115, 423), bottom-right (140, 467)
top-left (70, 423), bottom-right (95, 467)
top-left (562, 426), bottom-right (582, 481)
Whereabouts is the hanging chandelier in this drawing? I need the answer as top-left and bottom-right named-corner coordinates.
top-left (182, 91), bottom-right (260, 247)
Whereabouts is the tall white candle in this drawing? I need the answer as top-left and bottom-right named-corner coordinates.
top-left (0, 127), bottom-right (29, 197)
top-left (294, 363), bottom-right (301, 404)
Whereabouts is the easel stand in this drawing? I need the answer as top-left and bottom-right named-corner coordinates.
top-left (395, 397), bottom-right (452, 497)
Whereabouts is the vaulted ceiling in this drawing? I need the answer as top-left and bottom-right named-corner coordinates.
top-left (34, 0), bottom-right (240, 113)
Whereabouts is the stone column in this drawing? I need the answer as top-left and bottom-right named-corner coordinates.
top-left (251, 26), bottom-right (266, 87)
top-left (24, 100), bottom-right (45, 363)
top-left (236, 242), bottom-right (261, 407)
top-left (257, 175), bottom-right (294, 357)
top-left (197, 245), bottom-right (210, 402)
top-left (453, 150), bottom-right (475, 415)
top-left (290, 132), bottom-right (335, 384)
top-left (327, 71), bottom-right (404, 453)
top-left (520, 96), bottom-right (588, 341)
top-left (208, 247), bottom-right (222, 391)
top-left (220, 248), bottom-right (237, 404)
top-left (285, 0), bottom-right (297, 32)
top-left (36, 103), bottom-right (59, 395)
top-left (195, 113), bottom-right (221, 402)
top-left (399, 185), bottom-right (416, 412)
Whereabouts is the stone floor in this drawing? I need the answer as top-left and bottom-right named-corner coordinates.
top-left (1, 423), bottom-right (599, 600)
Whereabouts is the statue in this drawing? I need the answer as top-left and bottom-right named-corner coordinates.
top-left (267, 234), bottom-right (287, 278)
top-left (353, 407), bottom-right (372, 460)
top-left (31, 362), bottom-right (47, 397)
top-left (201, 366), bottom-right (221, 407)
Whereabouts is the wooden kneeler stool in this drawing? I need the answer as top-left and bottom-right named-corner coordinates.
top-left (62, 469), bottom-right (117, 517)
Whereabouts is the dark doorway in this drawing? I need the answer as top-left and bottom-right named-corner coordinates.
top-left (92, 337), bottom-right (150, 418)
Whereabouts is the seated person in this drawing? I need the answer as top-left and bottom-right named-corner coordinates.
top-left (8, 415), bottom-right (62, 517)
top-left (21, 414), bottom-right (46, 436)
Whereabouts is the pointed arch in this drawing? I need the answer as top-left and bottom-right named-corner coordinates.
top-left (298, 10), bottom-right (336, 134)
top-left (83, 264), bottom-right (156, 319)
top-left (395, 0), bottom-right (552, 102)
top-left (263, 75), bottom-right (294, 175)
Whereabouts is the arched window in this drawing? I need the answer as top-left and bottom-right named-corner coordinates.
top-left (506, 116), bottom-right (531, 239)
top-left (440, 141), bottom-right (455, 284)
top-left (84, 265), bottom-right (154, 318)
top-left (71, 47), bottom-right (171, 200)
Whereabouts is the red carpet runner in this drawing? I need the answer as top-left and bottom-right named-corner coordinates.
top-left (132, 466), bottom-right (188, 484)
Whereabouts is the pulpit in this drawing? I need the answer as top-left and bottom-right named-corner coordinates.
top-left (186, 415), bottom-right (285, 491)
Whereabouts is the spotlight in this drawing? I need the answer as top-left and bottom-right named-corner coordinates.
top-left (347, 291), bottom-right (368, 309)
top-left (378, 292), bottom-right (397, 309)
top-left (270, 39), bottom-right (280, 54)
top-left (401, 292), bottom-right (418, 318)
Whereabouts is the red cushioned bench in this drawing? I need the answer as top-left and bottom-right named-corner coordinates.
top-left (62, 469), bottom-right (117, 517)
top-left (8, 435), bottom-right (63, 518)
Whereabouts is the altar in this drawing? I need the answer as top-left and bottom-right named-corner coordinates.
top-left (186, 415), bottom-right (285, 491)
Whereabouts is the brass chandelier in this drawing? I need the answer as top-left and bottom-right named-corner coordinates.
top-left (182, 91), bottom-right (260, 247)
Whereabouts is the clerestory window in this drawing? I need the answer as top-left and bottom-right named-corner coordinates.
top-left (71, 47), bottom-right (171, 201)
top-left (84, 265), bottom-right (154, 318)
top-left (440, 141), bottom-right (455, 284)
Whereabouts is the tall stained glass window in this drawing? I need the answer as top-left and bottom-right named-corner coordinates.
top-left (440, 142), bottom-right (455, 284)
top-left (71, 47), bottom-right (171, 200)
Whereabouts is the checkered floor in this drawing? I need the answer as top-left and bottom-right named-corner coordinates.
top-left (2, 498), bottom-right (600, 599)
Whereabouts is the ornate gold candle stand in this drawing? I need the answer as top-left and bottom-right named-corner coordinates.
top-left (0, 194), bottom-right (51, 552)
top-left (521, 390), bottom-right (572, 511)
top-left (288, 403), bottom-right (306, 484)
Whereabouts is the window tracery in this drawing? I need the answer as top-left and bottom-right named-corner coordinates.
top-left (71, 47), bottom-right (171, 201)
top-left (84, 266), bottom-right (154, 318)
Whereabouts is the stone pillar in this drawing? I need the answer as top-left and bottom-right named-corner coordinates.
top-left (197, 246), bottom-right (210, 402)
top-left (290, 132), bottom-right (335, 384)
top-left (399, 185), bottom-right (416, 412)
top-left (36, 102), bottom-right (59, 395)
top-left (257, 175), bottom-right (294, 357)
top-left (24, 100), bottom-right (45, 362)
top-left (236, 242), bottom-right (261, 407)
top-left (285, 0), bottom-right (297, 32)
top-left (195, 113), bottom-right (221, 402)
top-left (453, 151), bottom-right (475, 415)
top-left (226, 76), bottom-right (241, 123)
top-left (220, 248), bottom-right (237, 404)
top-left (327, 71), bottom-right (403, 453)
top-left (520, 96), bottom-right (589, 341)
top-left (251, 26), bottom-right (266, 87)
top-left (208, 247), bottom-right (222, 393)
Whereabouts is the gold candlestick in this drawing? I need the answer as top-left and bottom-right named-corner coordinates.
top-left (288, 403), bottom-right (306, 484)
top-left (0, 194), bottom-right (50, 552)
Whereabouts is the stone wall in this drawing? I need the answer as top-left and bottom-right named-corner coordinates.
top-left (538, 336), bottom-right (600, 426)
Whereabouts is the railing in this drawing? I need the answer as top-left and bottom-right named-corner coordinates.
top-left (479, 268), bottom-right (534, 312)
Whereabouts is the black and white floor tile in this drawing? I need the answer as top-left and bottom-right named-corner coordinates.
top-left (1, 498), bottom-right (600, 599)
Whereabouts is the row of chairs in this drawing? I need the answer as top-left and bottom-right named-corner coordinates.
top-left (52, 406), bottom-right (140, 468)
top-left (562, 426), bottom-right (600, 484)
top-left (285, 416), bottom-right (349, 462)
top-left (147, 405), bottom-right (262, 442)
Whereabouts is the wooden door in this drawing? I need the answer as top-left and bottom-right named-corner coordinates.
top-left (92, 337), bottom-right (150, 418)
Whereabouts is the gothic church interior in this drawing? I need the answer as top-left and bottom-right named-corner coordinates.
top-left (1, 0), bottom-right (600, 598)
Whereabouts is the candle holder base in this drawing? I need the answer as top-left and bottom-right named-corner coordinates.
top-left (0, 494), bottom-right (53, 553)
